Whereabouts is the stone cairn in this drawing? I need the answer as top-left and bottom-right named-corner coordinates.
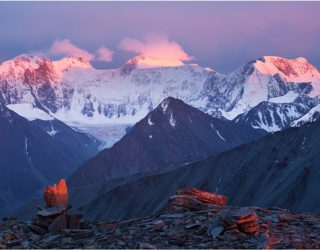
top-left (169, 188), bottom-right (260, 236)
top-left (29, 179), bottom-right (83, 235)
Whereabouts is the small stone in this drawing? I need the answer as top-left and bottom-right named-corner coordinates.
top-left (5, 240), bottom-right (22, 247)
top-left (185, 222), bottom-right (201, 229)
top-left (265, 215), bottom-right (279, 223)
top-left (210, 226), bottom-right (224, 238)
top-left (43, 234), bottom-right (60, 244)
top-left (29, 224), bottom-right (47, 235)
top-left (160, 213), bottom-right (184, 219)
top-left (232, 207), bottom-right (253, 220)
top-left (198, 243), bottom-right (209, 248)
top-left (98, 222), bottom-right (117, 231)
top-left (237, 211), bottom-right (258, 224)
top-left (280, 214), bottom-right (296, 222)
top-left (223, 228), bottom-right (247, 241)
top-left (153, 220), bottom-right (165, 231)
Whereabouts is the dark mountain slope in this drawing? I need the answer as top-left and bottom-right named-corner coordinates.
top-left (0, 104), bottom-right (98, 216)
top-left (68, 97), bottom-right (265, 188)
top-left (66, 121), bottom-right (320, 220)
top-left (31, 118), bottom-right (101, 160)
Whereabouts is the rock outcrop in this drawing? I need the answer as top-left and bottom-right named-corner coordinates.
top-left (43, 179), bottom-right (68, 208)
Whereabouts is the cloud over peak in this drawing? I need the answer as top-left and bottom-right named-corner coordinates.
top-left (119, 33), bottom-right (194, 65)
top-left (47, 39), bottom-right (113, 62)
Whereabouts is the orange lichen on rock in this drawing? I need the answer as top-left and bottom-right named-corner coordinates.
top-left (43, 179), bottom-right (68, 208)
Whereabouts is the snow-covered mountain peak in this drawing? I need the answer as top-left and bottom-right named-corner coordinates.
top-left (254, 56), bottom-right (320, 83)
top-left (123, 56), bottom-right (185, 70)
top-left (0, 54), bottom-right (60, 84)
top-left (0, 54), bottom-right (43, 75)
top-left (52, 56), bottom-right (92, 73)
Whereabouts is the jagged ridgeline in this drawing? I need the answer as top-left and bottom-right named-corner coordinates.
top-left (0, 55), bottom-right (319, 133)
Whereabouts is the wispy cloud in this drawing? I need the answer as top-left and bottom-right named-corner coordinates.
top-left (119, 33), bottom-right (194, 64)
top-left (46, 39), bottom-right (113, 62)
top-left (95, 46), bottom-right (114, 62)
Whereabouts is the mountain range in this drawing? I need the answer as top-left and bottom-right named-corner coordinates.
top-left (0, 54), bottom-right (319, 139)
top-left (1, 53), bottom-right (320, 220)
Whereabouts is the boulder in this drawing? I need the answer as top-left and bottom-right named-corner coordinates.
top-left (48, 213), bottom-right (67, 234)
top-left (43, 179), bottom-right (68, 208)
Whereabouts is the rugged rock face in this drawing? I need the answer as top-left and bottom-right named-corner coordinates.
top-left (68, 97), bottom-right (265, 188)
top-left (43, 180), bottom-right (68, 208)
top-left (1, 188), bottom-right (320, 249)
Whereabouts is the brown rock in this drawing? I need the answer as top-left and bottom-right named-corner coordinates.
top-left (241, 225), bottom-right (260, 234)
top-left (48, 213), bottom-right (67, 234)
top-left (153, 220), bottom-right (165, 231)
top-left (99, 222), bottom-right (117, 231)
top-left (43, 179), bottom-right (68, 208)
top-left (33, 217), bottom-right (51, 228)
top-left (222, 229), bottom-right (247, 241)
top-left (66, 208), bottom-right (83, 229)
top-left (67, 215), bottom-right (81, 229)
top-left (37, 205), bottom-right (63, 217)
top-left (176, 188), bottom-right (227, 205)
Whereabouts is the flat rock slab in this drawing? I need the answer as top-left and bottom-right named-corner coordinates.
top-left (160, 214), bottom-right (184, 219)
top-left (38, 206), bottom-right (63, 217)
top-left (233, 207), bottom-right (253, 220)
top-left (210, 225), bottom-right (224, 238)
top-left (29, 224), bottom-right (47, 235)
top-left (176, 188), bottom-right (227, 205)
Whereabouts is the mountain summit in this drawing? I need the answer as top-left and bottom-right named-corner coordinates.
top-left (68, 97), bottom-right (265, 188)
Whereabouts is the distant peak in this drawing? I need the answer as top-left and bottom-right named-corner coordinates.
top-left (156, 97), bottom-right (190, 115)
top-left (124, 56), bottom-right (185, 70)
top-left (253, 56), bottom-right (319, 82)
top-left (52, 56), bottom-right (92, 72)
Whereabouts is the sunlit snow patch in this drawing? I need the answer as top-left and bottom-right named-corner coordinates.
top-left (269, 91), bottom-right (299, 104)
top-left (6, 103), bottom-right (53, 121)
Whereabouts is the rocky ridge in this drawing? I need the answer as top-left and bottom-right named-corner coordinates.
top-left (1, 188), bottom-right (320, 249)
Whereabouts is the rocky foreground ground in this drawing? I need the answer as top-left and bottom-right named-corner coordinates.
top-left (1, 188), bottom-right (320, 249)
